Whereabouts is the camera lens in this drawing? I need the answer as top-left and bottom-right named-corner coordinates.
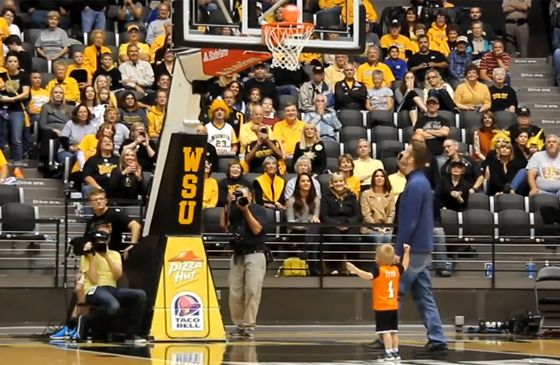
top-left (260, 128), bottom-right (268, 134)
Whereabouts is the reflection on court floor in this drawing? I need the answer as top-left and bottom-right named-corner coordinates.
top-left (1, 326), bottom-right (560, 365)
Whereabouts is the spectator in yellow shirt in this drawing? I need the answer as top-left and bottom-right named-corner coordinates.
top-left (83, 30), bottom-right (112, 73)
top-left (380, 20), bottom-right (413, 60)
top-left (324, 54), bottom-right (348, 90)
top-left (28, 71), bottom-right (50, 123)
top-left (147, 90), bottom-right (167, 140)
top-left (46, 61), bottom-right (81, 104)
top-left (427, 11), bottom-right (448, 55)
top-left (203, 160), bottom-right (218, 208)
top-left (354, 139), bottom-right (384, 189)
top-left (272, 103), bottom-right (305, 158)
top-left (66, 50), bottom-right (94, 90)
top-left (119, 23), bottom-right (150, 63)
top-left (454, 64), bottom-right (491, 112)
top-left (356, 45), bottom-right (395, 89)
top-left (341, 0), bottom-right (377, 25)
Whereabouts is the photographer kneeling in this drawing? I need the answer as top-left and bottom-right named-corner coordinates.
top-left (74, 224), bottom-right (147, 342)
top-left (220, 186), bottom-right (268, 340)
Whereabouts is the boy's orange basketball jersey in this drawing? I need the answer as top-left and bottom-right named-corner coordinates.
top-left (371, 264), bottom-right (403, 311)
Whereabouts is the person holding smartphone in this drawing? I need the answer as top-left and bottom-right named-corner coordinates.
top-left (120, 122), bottom-right (157, 173)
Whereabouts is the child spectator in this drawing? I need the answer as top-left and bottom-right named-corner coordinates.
top-left (384, 46), bottom-right (408, 81)
top-left (119, 91), bottom-right (148, 129)
top-left (147, 90), bottom-right (167, 141)
top-left (346, 243), bottom-right (410, 361)
top-left (93, 53), bottom-right (122, 90)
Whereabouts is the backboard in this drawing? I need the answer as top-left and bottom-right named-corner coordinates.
top-left (172, 0), bottom-right (365, 54)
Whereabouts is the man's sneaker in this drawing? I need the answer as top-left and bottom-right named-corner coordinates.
top-left (125, 335), bottom-right (148, 344)
top-left (413, 341), bottom-right (448, 354)
top-left (377, 353), bottom-right (395, 362)
top-left (243, 328), bottom-right (254, 340)
top-left (363, 339), bottom-right (385, 351)
top-left (50, 326), bottom-right (71, 340)
top-left (228, 326), bottom-right (246, 339)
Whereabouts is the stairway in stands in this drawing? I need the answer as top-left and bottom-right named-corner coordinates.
top-left (511, 57), bottom-right (560, 136)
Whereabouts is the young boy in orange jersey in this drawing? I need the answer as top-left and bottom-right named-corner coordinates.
top-left (346, 243), bottom-right (410, 362)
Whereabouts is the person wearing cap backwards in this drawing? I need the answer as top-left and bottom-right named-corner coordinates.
top-left (507, 106), bottom-right (545, 146)
top-left (413, 96), bottom-right (450, 167)
top-left (119, 24), bottom-right (150, 63)
top-left (448, 35), bottom-right (473, 87)
top-left (298, 65), bottom-right (334, 112)
top-left (380, 20), bottom-right (413, 60)
top-left (480, 40), bottom-right (512, 83)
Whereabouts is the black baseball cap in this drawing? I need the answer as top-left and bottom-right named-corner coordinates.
top-left (312, 65), bottom-right (324, 74)
top-left (516, 106), bottom-right (531, 116)
top-left (389, 19), bottom-right (400, 27)
top-left (450, 160), bottom-right (465, 168)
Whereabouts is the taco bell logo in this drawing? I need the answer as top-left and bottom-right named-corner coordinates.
top-left (171, 292), bottom-right (204, 331)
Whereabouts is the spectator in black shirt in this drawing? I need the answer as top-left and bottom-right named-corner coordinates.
top-left (489, 67), bottom-right (517, 113)
top-left (5, 35), bottom-right (32, 73)
top-left (120, 122), bottom-right (157, 173)
top-left (441, 139), bottom-right (484, 193)
top-left (507, 106), bottom-right (545, 147)
top-left (407, 35), bottom-right (448, 83)
top-left (243, 63), bottom-right (278, 108)
top-left (413, 96), bottom-right (450, 167)
top-left (93, 53), bottom-right (121, 91)
top-left (334, 63), bottom-right (367, 110)
top-left (440, 160), bottom-right (470, 211)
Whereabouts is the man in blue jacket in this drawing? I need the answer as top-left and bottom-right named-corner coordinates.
top-left (396, 137), bottom-right (448, 353)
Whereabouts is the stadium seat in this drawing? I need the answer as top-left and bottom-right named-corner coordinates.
top-left (494, 111), bottom-right (516, 130)
top-left (85, 30), bottom-right (116, 46)
top-left (0, 202), bottom-right (41, 239)
top-left (457, 141), bottom-right (469, 154)
top-left (534, 266), bottom-right (560, 330)
top-left (23, 28), bottom-right (42, 46)
top-left (366, 110), bottom-right (394, 127)
top-left (322, 140), bottom-right (341, 158)
top-left (70, 43), bottom-right (86, 55)
top-left (371, 125), bottom-right (398, 143)
top-left (340, 126), bottom-right (367, 144)
top-left (106, 5), bottom-right (121, 20)
top-left (381, 156), bottom-right (398, 174)
top-left (216, 157), bottom-right (238, 173)
top-left (467, 192), bottom-right (490, 211)
top-left (342, 140), bottom-right (360, 158)
top-left (465, 126), bottom-right (476, 145)
top-left (244, 173), bottom-right (260, 185)
top-left (437, 110), bottom-right (457, 127)
top-left (107, 45), bottom-right (119, 63)
top-left (283, 173), bottom-right (297, 184)
top-left (31, 57), bottom-right (48, 73)
top-left (202, 207), bottom-right (223, 234)
top-left (462, 209), bottom-right (495, 242)
top-left (493, 194), bottom-right (527, 212)
top-left (315, 11), bottom-right (343, 31)
top-left (40, 73), bottom-right (55, 88)
top-left (118, 30), bottom-right (147, 44)
top-left (396, 110), bottom-right (411, 128)
top-left (0, 186), bottom-right (23, 206)
top-left (440, 208), bottom-right (460, 242)
top-left (279, 94), bottom-right (298, 110)
top-left (22, 42), bottom-right (34, 57)
top-left (337, 109), bottom-right (364, 127)
top-left (317, 173), bottom-right (333, 191)
top-left (325, 157), bottom-right (338, 173)
top-left (459, 111), bottom-right (482, 129)
top-left (400, 126), bottom-right (414, 143)
top-left (447, 126), bottom-right (463, 143)
top-left (373, 140), bottom-right (404, 159)
top-left (529, 194), bottom-right (560, 213)
top-left (497, 209), bottom-right (533, 243)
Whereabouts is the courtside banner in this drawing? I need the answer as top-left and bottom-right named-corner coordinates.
top-left (151, 236), bottom-right (226, 341)
top-left (201, 48), bottom-right (271, 76)
top-left (149, 133), bottom-right (206, 236)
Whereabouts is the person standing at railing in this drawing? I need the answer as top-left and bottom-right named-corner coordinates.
top-left (395, 138), bottom-right (448, 354)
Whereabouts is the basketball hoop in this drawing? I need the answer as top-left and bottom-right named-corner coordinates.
top-left (262, 22), bottom-right (315, 71)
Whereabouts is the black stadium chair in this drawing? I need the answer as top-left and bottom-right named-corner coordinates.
top-left (437, 110), bottom-right (457, 127)
top-left (279, 94), bottom-right (298, 110)
top-left (322, 139), bottom-right (341, 158)
top-left (317, 172), bottom-right (333, 191)
top-left (497, 209), bottom-right (533, 243)
top-left (381, 156), bottom-right (398, 174)
top-left (31, 57), bottom-right (48, 73)
top-left (459, 110), bottom-right (482, 129)
top-left (0, 202), bottom-right (43, 240)
top-left (494, 111), bottom-right (516, 130)
top-left (371, 125), bottom-right (398, 143)
top-left (201, 207), bottom-right (223, 234)
top-left (462, 209), bottom-right (495, 242)
top-left (400, 126), bottom-right (414, 143)
top-left (325, 157), bottom-right (338, 173)
top-left (315, 11), bottom-right (344, 31)
top-left (467, 192), bottom-right (490, 211)
top-left (342, 140), bottom-right (361, 158)
top-left (40, 72), bottom-right (55, 88)
top-left (447, 126), bottom-right (463, 143)
top-left (0, 186), bottom-right (23, 206)
top-left (337, 109), bottom-right (364, 127)
top-left (493, 194), bottom-right (526, 212)
top-left (216, 157), bottom-right (237, 173)
top-left (440, 208), bottom-right (460, 242)
top-left (70, 43), bottom-right (86, 55)
top-left (22, 42), bottom-right (34, 57)
top-left (396, 110), bottom-right (411, 128)
top-left (374, 140), bottom-right (404, 159)
top-left (23, 28), bottom-right (42, 46)
top-left (339, 126), bottom-right (367, 144)
top-left (366, 110), bottom-right (394, 127)
top-left (529, 194), bottom-right (560, 213)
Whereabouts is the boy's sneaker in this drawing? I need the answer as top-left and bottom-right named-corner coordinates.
top-left (228, 326), bottom-right (246, 339)
top-left (377, 353), bottom-right (395, 362)
top-left (71, 315), bottom-right (85, 342)
top-left (243, 328), bottom-right (254, 340)
top-left (392, 350), bottom-right (401, 360)
top-left (50, 326), bottom-right (71, 340)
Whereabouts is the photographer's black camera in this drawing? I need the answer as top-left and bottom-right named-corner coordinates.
top-left (91, 231), bottom-right (110, 253)
top-left (233, 191), bottom-right (249, 207)
top-left (259, 128), bottom-right (268, 134)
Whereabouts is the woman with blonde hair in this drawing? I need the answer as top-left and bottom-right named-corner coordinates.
top-left (486, 141), bottom-right (526, 195)
top-left (84, 30), bottom-right (112, 72)
top-left (292, 122), bottom-right (326, 174)
top-left (320, 172), bottom-right (361, 275)
top-left (93, 75), bottom-right (118, 106)
top-left (423, 68), bottom-right (455, 111)
top-left (108, 147), bottom-right (144, 200)
top-left (103, 106), bottom-right (129, 153)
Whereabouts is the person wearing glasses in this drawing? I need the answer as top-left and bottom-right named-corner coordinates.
top-left (422, 69), bottom-right (455, 112)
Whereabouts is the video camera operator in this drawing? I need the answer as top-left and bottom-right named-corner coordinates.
top-left (220, 186), bottom-right (268, 340)
top-left (72, 223), bottom-right (147, 342)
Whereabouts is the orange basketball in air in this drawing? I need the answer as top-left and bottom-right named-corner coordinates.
top-left (282, 4), bottom-right (300, 23)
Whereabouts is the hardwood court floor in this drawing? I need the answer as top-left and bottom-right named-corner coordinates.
top-left (2, 325), bottom-right (560, 364)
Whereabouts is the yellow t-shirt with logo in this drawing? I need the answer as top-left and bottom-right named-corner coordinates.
top-left (29, 88), bottom-right (50, 115)
top-left (356, 62), bottom-right (395, 89)
top-left (81, 249), bottom-right (121, 293)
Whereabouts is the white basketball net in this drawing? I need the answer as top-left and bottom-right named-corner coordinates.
top-left (262, 23), bottom-right (315, 71)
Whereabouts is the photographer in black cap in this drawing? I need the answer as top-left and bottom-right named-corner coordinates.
top-left (220, 185), bottom-right (268, 340)
top-left (72, 223), bottom-right (147, 342)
